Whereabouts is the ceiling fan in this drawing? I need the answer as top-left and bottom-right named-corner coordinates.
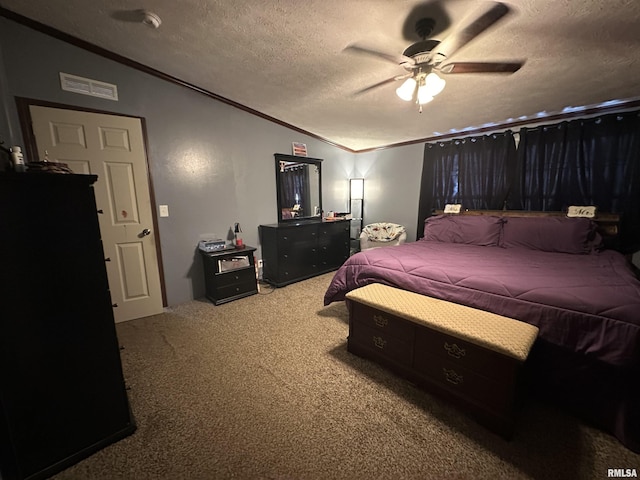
top-left (345, 1), bottom-right (524, 112)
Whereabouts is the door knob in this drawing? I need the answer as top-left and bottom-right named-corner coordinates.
top-left (139, 228), bottom-right (151, 238)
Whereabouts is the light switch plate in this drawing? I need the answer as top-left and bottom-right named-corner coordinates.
top-left (159, 205), bottom-right (169, 217)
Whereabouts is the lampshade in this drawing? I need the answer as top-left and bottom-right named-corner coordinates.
top-left (424, 72), bottom-right (446, 96)
top-left (395, 77), bottom-right (417, 102)
top-left (417, 85), bottom-right (434, 105)
top-left (350, 178), bottom-right (364, 200)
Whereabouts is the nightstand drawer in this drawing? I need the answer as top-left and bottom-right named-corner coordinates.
top-left (350, 302), bottom-right (414, 342)
top-left (215, 267), bottom-right (257, 300)
top-left (216, 278), bottom-right (257, 300)
top-left (216, 267), bottom-right (256, 286)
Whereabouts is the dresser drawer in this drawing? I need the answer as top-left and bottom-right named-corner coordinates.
top-left (414, 326), bottom-right (518, 382)
top-left (349, 321), bottom-right (413, 367)
top-left (350, 302), bottom-right (414, 342)
top-left (413, 351), bottom-right (513, 413)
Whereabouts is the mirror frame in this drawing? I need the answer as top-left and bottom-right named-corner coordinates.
top-left (274, 153), bottom-right (322, 224)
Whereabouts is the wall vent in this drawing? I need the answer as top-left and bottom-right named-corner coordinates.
top-left (59, 72), bottom-right (118, 101)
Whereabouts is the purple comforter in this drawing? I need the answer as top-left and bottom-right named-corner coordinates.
top-left (324, 240), bottom-right (640, 368)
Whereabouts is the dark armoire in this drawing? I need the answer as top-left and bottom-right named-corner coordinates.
top-left (0, 173), bottom-right (135, 480)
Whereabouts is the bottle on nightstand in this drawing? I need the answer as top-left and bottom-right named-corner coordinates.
top-left (234, 222), bottom-right (244, 248)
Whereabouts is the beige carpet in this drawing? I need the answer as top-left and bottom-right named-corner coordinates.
top-left (53, 273), bottom-right (639, 479)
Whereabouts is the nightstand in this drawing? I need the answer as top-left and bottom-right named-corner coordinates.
top-left (200, 246), bottom-right (258, 305)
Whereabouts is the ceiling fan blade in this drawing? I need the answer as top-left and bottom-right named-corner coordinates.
top-left (353, 74), bottom-right (412, 96)
top-left (429, 1), bottom-right (511, 63)
top-left (344, 44), bottom-right (415, 67)
top-left (437, 61), bottom-right (524, 74)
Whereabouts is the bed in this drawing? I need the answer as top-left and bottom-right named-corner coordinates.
top-left (324, 211), bottom-right (640, 452)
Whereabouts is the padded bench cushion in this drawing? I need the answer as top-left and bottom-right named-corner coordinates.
top-left (345, 283), bottom-right (539, 362)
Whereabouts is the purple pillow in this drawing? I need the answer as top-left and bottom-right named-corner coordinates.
top-left (501, 216), bottom-right (599, 254)
top-left (423, 215), bottom-right (503, 246)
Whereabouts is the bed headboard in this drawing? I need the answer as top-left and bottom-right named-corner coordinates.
top-left (433, 209), bottom-right (620, 242)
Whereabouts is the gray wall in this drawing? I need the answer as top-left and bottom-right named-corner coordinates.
top-left (355, 144), bottom-right (424, 242)
top-left (0, 17), bottom-right (422, 306)
top-left (4, 16), bottom-right (632, 308)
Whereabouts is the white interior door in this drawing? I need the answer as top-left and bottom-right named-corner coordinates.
top-left (29, 105), bottom-right (164, 323)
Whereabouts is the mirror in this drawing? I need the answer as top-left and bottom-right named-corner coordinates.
top-left (275, 153), bottom-right (322, 223)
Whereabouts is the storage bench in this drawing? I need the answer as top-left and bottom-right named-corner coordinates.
top-left (345, 283), bottom-right (539, 438)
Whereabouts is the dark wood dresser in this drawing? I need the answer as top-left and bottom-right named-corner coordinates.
top-left (259, 219), bottom-right (350, 287)
top-left (0, 173), bottom-right (135, 480)
top-left (200, 246), bottom-right (258, 305)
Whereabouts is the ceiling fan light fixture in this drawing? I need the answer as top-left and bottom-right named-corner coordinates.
top-left (347, 3), bottom-right (522, 114)
top-left (396, 77), bottom-right (417, 101)
top-left (424, 72), bottom-right (446, 97)
top-left (417, 85), bottom-right (434, 105)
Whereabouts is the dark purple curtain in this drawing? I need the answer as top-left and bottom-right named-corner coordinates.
top-left (418, 111), bottom-right (640, 251)
top-left (281, 165), bottom-right (310, 215)
top-left (417, 132), bottom-right (517, 238)
top-left (514, 111), bottom-right (640, 252)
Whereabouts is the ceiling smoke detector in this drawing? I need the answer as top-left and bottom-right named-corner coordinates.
top-left (141, 10), bottom-right (161, 29)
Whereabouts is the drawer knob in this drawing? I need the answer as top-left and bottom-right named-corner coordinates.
top-left (373, 314), bottom-right (388, 328)
top-left (444, 342), bottom-right (466, 359)
top-left (442, 368), bottom-right (464, 385)
top-left (372, 336), bottom-right (387, 350)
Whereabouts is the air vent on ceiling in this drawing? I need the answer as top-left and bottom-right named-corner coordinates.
top-left (59, 72), bottom-right (119, 101)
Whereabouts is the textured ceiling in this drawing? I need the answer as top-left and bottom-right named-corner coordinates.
top-left (1, 0), bottom-right (639, 151)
